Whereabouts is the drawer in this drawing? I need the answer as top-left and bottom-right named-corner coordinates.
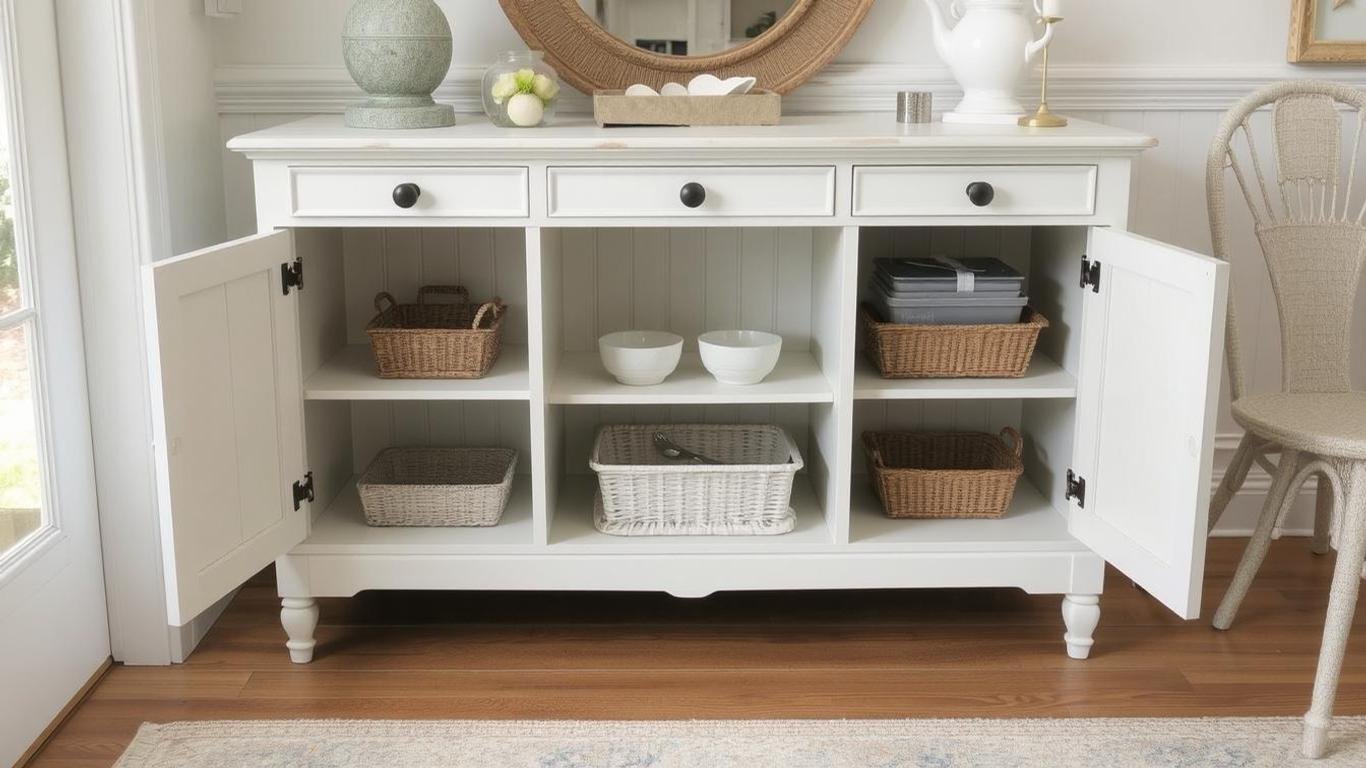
top-left (547, 166), bottom-right (835, 218)
top-left (853, 165), bottom-right (1097, 217)
top-left (290, 166), bottom-right (529, 218)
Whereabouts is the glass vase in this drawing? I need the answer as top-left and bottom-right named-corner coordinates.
top-left (482, 50), bottom-right (560, 128)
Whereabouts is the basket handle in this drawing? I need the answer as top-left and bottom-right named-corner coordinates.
top-left (417, 285), bottom-right (470, 305)
top-left (471, 298), bottom-right (506, 329)
top-left (999, 426), bottom-right (1024, 458)
top-left (373, 292), bottom-right (398, 315)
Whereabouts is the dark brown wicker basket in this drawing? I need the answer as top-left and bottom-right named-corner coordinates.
top-left (860, 304), bottom-right (1048, 379)
top-left (366, 286), bottom-right (505, 379)
top-left (863, 428), bottom-right (1024, 519)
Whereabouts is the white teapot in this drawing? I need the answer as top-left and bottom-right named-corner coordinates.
top-left (922, 0), bottom-right (1055, 124)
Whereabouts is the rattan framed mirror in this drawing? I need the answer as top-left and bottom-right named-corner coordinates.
top-left (497, 0), bottom-right (875, 95)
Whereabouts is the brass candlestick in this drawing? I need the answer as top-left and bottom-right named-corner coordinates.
top-left (1020, 16), bottom-right (1067, 128)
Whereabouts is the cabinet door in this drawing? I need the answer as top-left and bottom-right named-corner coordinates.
top-left (1070, 228), bottom-right (1229, 619)
top-left (144, 231), bottom-right (307, 625)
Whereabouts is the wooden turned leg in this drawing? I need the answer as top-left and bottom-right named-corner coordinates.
top-left (1214, 451), bottom-right (1303, 631)
top-left (1062, 594), bottom-right (1101, 660)
top-left (1312, 474), bottom-right (1334, 555)
top-left (1304, 463), bottom-right (1366, 759)
top-left (281, 597), bottom-right (319, 664)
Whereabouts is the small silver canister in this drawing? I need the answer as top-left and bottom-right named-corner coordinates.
top-left (897, 92), bottom-right (933, 124)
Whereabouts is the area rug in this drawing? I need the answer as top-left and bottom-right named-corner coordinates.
top-left (113, 718), bottom-right (1366, 767)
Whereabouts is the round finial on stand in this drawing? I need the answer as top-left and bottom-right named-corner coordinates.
top-left (343, 0), bottom-right (456, 129)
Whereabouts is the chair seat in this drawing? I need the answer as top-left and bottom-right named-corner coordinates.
top-left (1232, 391), bottom-right (1366, 460)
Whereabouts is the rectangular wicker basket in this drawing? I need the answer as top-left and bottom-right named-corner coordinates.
top-left (358, 447), bottom-right (518, 527)
top-left (366, 286), bottom-right (505, 379)
top-left (862, 429), bottom-right (1024, 520)
top-left (589, 424), bottom-right (803, 536)
top-left (860, 304), bottom-right (1048, 379)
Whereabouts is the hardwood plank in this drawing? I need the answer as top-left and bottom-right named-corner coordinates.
top-left (27, 539), bottom-right (1366, 768)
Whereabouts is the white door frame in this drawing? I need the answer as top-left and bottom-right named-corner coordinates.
top-left (55, 0), bottom-right (230, 665)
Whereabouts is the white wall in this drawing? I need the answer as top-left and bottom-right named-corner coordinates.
top-left (203, 1), bottom-right (1366, 534)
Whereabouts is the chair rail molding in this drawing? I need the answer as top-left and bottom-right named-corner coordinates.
top-left (215, 63), bottom-right (1366, 115)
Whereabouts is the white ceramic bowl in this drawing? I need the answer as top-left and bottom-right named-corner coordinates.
top-left (598, 331), bottom-right (684, 386)
top-left (698, 330), bottom-right (783, 386)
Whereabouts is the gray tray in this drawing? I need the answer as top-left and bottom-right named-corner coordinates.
top-left (874, 257), bottom-right (1025, 294)
top-left (872, 272), bottom-right (1021, 300)
top-left (871, 287), bottom-right (1029, 326)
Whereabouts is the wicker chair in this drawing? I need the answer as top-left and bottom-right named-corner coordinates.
top-left (1206, 80), bottom-right (1366, 759)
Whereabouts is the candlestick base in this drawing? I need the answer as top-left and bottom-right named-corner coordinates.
top-left (1019, 103), bottom-right (1068, 128)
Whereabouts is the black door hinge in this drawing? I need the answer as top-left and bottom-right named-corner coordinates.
top-left (1066, 469), bottom-right (1087, 508)
top-left (282, 258), bottom-right (304, 295)
top-left (292, 472), bottom-right (315, 511)
top-left (1080, 256), bottom-right (1101, 293)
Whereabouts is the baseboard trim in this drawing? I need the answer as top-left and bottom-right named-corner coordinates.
top-left (215, 63), bottom-right (1366, 115)
top-left (15, 657), bottom-right (112, 768)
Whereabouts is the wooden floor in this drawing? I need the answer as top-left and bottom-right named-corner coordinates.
top-left (28, 537), bottom-right (1366, 766)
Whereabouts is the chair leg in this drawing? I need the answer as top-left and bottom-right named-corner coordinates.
top-left (1304, 462), bottom-right (1366, 759)
top-left (1312, 474), bottom-right (1334, 555)
top-left (1214, 450), bottom-right (1303, 630)
top-left (1209, 435), bottom-right (1259, 534)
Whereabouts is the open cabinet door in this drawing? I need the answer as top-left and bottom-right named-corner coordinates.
top-left (1070, 228), bottom-right (1228, 619)
top-left (144, 231), bottom-right (308, 626)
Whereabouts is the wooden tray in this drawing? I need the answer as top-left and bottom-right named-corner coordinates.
top-left (593, 90), bottom-right (781, 127)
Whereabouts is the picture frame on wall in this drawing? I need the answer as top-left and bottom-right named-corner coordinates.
top-left (1290, 0), bottom-right (1366, 62)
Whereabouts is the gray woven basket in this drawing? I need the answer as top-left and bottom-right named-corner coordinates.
top-left (358, 447), bottom-right (517, 527)
top-left (589, 424), bottom-right (802, 536)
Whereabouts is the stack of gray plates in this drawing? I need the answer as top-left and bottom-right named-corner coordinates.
top-left (870, 256), bottom-right (1027, 326)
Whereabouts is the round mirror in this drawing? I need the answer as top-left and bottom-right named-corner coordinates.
top-left (584, 1), bottom-right (798, 58)
top-left (499, 0), bottom-right (873, 95)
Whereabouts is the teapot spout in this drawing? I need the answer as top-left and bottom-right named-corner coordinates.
top-left (921, 0), bottom-right (955, 64)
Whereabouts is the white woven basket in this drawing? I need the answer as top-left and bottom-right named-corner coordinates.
top-left (358, 447), bottom-right (517, 527)
top-left (589, 424), bottom-right (803, 536)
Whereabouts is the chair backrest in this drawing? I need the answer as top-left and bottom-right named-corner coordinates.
top-left (1207, 80), bottom-right (1366, 400)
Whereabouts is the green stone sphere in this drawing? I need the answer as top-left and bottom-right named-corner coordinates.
top-left (343, 0), bottom-right (456, 129)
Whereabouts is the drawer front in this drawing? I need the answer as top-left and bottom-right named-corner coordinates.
top-left (290, 167), bottom-right (529, 218)
top-left (548, 166), bottom-right (836, 218)
top-left (853, 165), bottom-right (1097, 217)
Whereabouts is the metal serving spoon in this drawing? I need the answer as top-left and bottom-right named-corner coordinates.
top-left (653, 431), bottom-right (722, 465)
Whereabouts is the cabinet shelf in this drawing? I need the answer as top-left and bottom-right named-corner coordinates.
top-left (548, 351), bottom-right (834, 405)
top-left (292, 477), bottom-right (535, 555)
top-left (304, 344), bottom-right (531, 401)
top-left (852, 355), bottom-right (1077, 400)
top-left (848, 481), bottom-right (1086, 553)
top-left (548, 475), bottom-right (836, 551)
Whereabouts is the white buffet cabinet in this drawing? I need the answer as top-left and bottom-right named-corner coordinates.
top-left (143, 114), bottom-right (1227, 663)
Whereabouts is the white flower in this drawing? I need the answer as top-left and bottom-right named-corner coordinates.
top-left (490, 72), bottom-right (518, 104)
top-left (531, 74), bottom-right (559, 102)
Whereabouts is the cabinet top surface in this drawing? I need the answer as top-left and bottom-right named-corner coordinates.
top-left (227, 114), bottom-right (1156, 156)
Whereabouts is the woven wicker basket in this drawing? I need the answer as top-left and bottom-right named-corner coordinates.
top-left (590, 424), bottom-right (803, 536)
top-left (860, 304), bottom-right (1048, 379)
top-left (863, 428), bottom-right (1024, 520)
top-left (366, 286), bottom-right (505, 379)
top-left (358, 447), bottom-right (518, 527)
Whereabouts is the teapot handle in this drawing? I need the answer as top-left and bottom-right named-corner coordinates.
top-left (1024, 16), bottom-right (1056, 63)
top-left (949, 0), bottom-right (965, 20)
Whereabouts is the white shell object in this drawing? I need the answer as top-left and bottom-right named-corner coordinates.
top-left (660, 82), bottom-right (688, 96)
top-left (625, 83), bottom-right (659, 97)
top-left (506, 92), bottom-right (545, 127)
top-left (686, 74), bottom-right (727, 95)
top-left (720, 76), bottom-right (757, 95)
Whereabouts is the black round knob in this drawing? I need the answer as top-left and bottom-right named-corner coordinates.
top-left (680, 182), bottom-right (706, 209)
top-left (393, 183), bottom-right (421, 209)
top-left (966, 181), bottom-right (995, 207)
